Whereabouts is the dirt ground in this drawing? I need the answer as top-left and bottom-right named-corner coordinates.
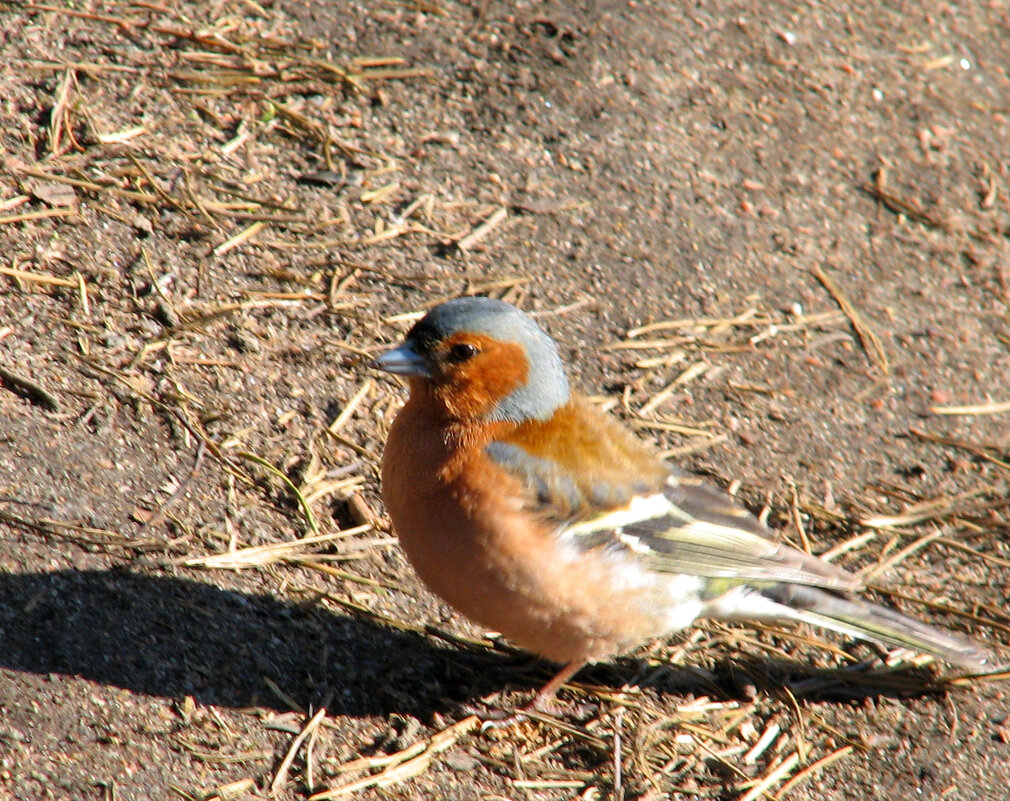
top-left (2, 1), bottom-right (1009, 799)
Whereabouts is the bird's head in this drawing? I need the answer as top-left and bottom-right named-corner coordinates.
top-left (373, 297), bottom-right (570, 423)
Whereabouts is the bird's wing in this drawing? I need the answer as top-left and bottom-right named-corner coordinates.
top-left (486, 428), bottom-right (858, 592)
top-left (571, 467), bottom-right (859, 591)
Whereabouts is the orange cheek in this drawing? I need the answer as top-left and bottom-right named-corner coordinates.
top-left (434, 340), bottom-right (529, 420)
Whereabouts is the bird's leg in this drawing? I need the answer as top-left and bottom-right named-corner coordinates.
top-left (477, 660), bottom-right (587, 730)
top-left (526, 659), bottom-right (586, 711)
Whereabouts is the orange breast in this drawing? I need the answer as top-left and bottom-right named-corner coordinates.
top-left (380, 393), bottom-right (671, 664)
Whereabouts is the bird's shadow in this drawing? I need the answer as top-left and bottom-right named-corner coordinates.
top-left (0, 569), bottom-right (964, 718)
top-left (0, 568), bottom-right (537, 718)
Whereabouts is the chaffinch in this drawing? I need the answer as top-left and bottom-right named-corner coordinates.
top-left (374, 297), bottom-right (992, 707)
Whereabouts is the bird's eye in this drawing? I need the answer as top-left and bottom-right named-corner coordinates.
top-left (446, 342), bottom-right (479, 363)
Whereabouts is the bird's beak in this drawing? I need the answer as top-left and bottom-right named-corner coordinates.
top-left (371, 341), bottom-right (432, 378)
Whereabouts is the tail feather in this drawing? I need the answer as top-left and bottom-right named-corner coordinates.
top-left (762, 584), bottom-right (993, 670)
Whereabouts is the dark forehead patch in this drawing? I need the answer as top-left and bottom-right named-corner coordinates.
top-left (407, 318), bottom-right (447, 354)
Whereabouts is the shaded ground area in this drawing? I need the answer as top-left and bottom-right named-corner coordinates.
top-left (1, 1), bottom-right (1009, 799)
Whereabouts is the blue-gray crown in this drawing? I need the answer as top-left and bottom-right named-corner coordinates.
top-left (408, 297), bottom-right (570, 422)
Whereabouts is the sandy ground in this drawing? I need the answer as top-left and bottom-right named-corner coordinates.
top-left (1, 1), bottom-right (1009, 799)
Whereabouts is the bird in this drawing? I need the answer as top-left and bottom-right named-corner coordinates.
top-left (373, 296), bottom-right (994, 709)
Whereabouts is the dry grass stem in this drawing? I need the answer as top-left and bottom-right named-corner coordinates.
top-left (457, 206), bottom-right (509, 251)
top-left (0, 266), bottom-right (77, 287)
top-left (0, 366), bottom-right (61, 412)
top-left (861, 168), bottom-right (950, 231)
top-left (738, 751), bottom-right (801, 801)
top-left (183, 525), bottom-right (371, 570)
top-left (0, 207), bottom-right (78, 226)
top-left (660, 433), bottom-right (730, 459)
top-left (818, 532), bottom-right (877, 562)
top-left (308, 717), bottom-right (479, 799)
top-left (212, 221), bottom-right (268, 256)
top-left (861, 528), bottom-right (947, 581)
top-left (631, 419), bottom-right (716, 438)
top-left (743, 721), bottom-right (782, 764)
top-left (930, 400), bottom-right (1010, 416)
top-left (934, 538), bottom-right (1010, 569)
top-left (909, 427), bottom-right (1010, 472)
top-left (627, 309), bottom-right (763, 338)
top-left (860, 487), bottom-right (989, 528)
top-left (639, 362), bottom-right (710, 415)
top-left (327, 380), bottom-right (374, 435)
top-left (809, 264), bottom-right (889, 374)
top-left (774, 745), bottom-right (855, 798)
top-left (270, 706), bottom-right (329, 795)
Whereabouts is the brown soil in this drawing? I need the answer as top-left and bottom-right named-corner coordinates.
top-left (1, 1), bottom-right (1009, 800)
